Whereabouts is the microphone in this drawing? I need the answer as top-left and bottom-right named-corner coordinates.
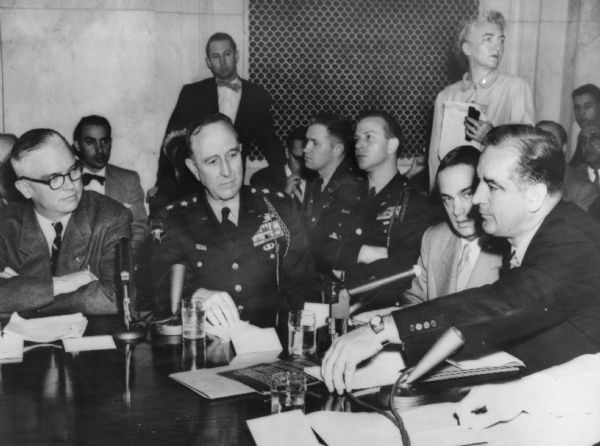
top-left (170, 263), bottom-right (186, 315)
top-left (118, 237), bottom-right (132, 330)
top-left (114, 237), bottom-right (143, 341)
top-left (399, 326), bottom-right (465, 388)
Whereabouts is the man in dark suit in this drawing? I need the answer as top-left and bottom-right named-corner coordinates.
top-left (250, 126), bottom-right (314, 200)
top-left (322, 124), bottom-right (600, 394)
top-left (0, 129), bottom-right (132, 315)
top-left (73, 115), bottom-right (148, 255)
top-left (151, 114), bottom-right (320, 327)
top-left (152, 32), bottom-right (283, 210)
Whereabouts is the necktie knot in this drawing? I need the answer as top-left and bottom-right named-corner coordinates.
top-left (82, 173), bottom-right (105, 186)
top-left (216, 79), bottom-right (241, 92)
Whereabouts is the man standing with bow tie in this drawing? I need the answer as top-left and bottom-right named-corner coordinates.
top-left (72, 115), bottom-right (148, 256)
top-left (152, 32), bottom-right (283, 209)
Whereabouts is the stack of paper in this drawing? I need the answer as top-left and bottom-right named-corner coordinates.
top-left (3, 312), bottom-right (87, 342)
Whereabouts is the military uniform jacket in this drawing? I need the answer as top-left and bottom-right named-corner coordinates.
top-left (151, 186), bottom-right (321, 326)
top-left (394, 201), bottom-right (600, 374)
top-left (303, 159), bottom-right (366, 275)
top-left (319, 172), bottom-right (442, 295)
top-left (0, 191), bottom-right (132, 315)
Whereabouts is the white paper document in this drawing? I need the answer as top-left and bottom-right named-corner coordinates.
top-left (438, 101), bottom-right (484, 161)
top-left (247, 410), bottom-right (320, 446)
top-left (62, 335), bottom-right (116, 352)
top-left (231, 327), bottom-right (282, 355)
top-left (4, 312), bottom-right (87, 342)
top-left (0, 335), bottom-right (24, 363)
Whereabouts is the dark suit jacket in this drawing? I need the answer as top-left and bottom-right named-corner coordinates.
top-left (154, 77), bottom-right (284, 207)
top-left (151, 187), bottom-right (321, 326)
top-left (562, 163), bottom-right (598, 211)
top-left (0, 191), bottom-right (132, 315)
top-left (105, 164), bottom-right (148, 254)
top-left (394, 200), bottom-right (600, 374)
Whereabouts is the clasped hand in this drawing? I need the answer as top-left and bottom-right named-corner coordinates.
top-left (191, 288), bottom-right (240, 328)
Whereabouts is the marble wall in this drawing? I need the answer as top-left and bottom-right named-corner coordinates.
top-left (480, 0), bottom-right (600, 159)
top-left (0, 0), bottom-right (249, 192)
top-left (0, 0), bottom-right (598, 190)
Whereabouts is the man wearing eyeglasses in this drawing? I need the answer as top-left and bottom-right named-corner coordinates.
top-left (72, 115), bottom-right (148, 256)
top-left (0, 128), bottom-right (132, 315)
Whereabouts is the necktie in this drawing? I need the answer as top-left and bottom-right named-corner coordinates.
top-left (221, 207), bottom-right (237, 239)
top-left (51, 222), bottom-right (63, 275)
top-left (216, 79), bottom-right (242, 92)
top-left (82, 173), bottom-right (105, 186)
top-left (456, 243), bottom-right (472, 292)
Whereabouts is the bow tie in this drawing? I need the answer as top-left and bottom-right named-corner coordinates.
top-left (216, 79), bottom-right (241, 92)
top-left (82, 173), bottom-right (105, 186)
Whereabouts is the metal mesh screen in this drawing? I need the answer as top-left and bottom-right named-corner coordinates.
top-left (248, 0), bottom-right (478, 160)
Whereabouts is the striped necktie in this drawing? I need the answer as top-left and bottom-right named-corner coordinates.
top-left (51, 222), bottom-right (63, 275)
top-left (456, 243), bottom-right (472, 291)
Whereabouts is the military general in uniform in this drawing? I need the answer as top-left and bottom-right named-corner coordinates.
top-left (151, 113), bottom-right (321, 327)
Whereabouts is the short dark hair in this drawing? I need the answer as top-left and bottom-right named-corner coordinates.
top-left (285, 126), bottom-right (307, 151)
top-left (309, 113), bottom-right (354, 154)
top-left (356, 110), bottom-right (405, 156)
top-left (11, 128), bottom-right (71, 162)
top-left (535, 120), bottom-right (568, 148)
top-left (437, 145), bottom-right (480, 177)
top-left (483, 124), bottom-right (565, 194)
top-left (73, 115), bottom-right (111, 142)
top-left (572, 83), bottom-right (600, 104)
top-left (205, 32), bottom-right (237, 57)
top-left (185, 113), bottom-right (239, 157)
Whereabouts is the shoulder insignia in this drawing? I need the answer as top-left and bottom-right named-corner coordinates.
top-left (262, 188), bottom-right (270, 194)
top-left (180, 200), bottom-right (189, 207)
top-left (276, 192), bottom-right (284, 198)
top-left (150, 223), bottom-right (166, 243)
top-left (166, 204), bottom-right (174, 211)
top-left (251, 187), bottom-right (257, 193)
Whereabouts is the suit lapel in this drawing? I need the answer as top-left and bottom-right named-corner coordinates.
top-left (467, 249), bottom-right (502, 288)
top-left (437, 232), bottom-right (460, 295)
top-left (18, 204), bottom-right (49, 262)
top-left (104, 165), bottom-right (122, 200)
top-left (58, 199), bottom-right (90, 271)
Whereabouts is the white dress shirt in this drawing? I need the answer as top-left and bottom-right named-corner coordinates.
top-left (217, 78), bottom-right (242, 123)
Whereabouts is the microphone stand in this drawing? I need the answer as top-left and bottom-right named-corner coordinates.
top-left (114, 237), bottom-right (144, 341)
top-left (327, 266), bottom-right (421, 341)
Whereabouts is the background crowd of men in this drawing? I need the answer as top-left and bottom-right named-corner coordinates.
top-left (1, 11), bottom-right (600, 390)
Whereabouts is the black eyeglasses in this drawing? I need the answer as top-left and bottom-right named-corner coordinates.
top-left (20, 162), bottom-right (83, 190)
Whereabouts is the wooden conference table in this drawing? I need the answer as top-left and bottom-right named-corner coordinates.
top-left (0, 316), bottom-right (367, 446)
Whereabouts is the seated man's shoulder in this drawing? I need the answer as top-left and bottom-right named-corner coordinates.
top-left (249, 165), bottom-right (286, 190)
top-left (107, 163), bottom-right (141, 181)
top-left (246, 185), bottom-right (296, 217)
top-left (242, 79), bottom-right (271, 98)
top-left (80, 190), bottom-right (130, 219)
top-left (0, 200), bottom-right (28, 229)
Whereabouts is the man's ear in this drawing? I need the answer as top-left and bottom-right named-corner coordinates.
top-left (185, 158), bottom-right (200, 181)
top-left (387, 137), bottom-right (399, 157)
top-left (234, 50), bottom-right (239, 65)
top-left (14, 179), bottom-right (32, 199)
top-left (462, 41), bottom-right (472, 57)
top-left (72, 142), bottom-right (80, 154)
top-left (332, 141), bottom-right (345, 158)
top-left (526, 183), bottom-right (547, 213)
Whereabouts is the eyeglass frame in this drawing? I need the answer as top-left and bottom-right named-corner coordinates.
top-left (19, 161), bottom-right (84, 191)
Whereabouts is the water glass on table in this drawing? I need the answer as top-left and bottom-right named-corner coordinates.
top-left (270, 371), bottom-right (307, 414)
top-left (181, 296), bottom-right (206, 340)
top-left (288, 309), bottom-right (316, 358)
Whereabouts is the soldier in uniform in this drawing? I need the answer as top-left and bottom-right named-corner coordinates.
top-left (302, 113), bottom-right (365, 277)
top-left (313, 111), bottom-right (442, 310)
top-left (151, 113), bottom-right (321, 327)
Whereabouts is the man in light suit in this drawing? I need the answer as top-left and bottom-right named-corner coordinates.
top-left (322, 125), bottom-right (600, 394)
top-left (0, 129), bottom-right (132, 315)
top-left (152, 32), bottom-right (283, 210)
top-left (73, 115), bottom-right (148, 256)
top-left (404, 146), bottom-right (502, 304)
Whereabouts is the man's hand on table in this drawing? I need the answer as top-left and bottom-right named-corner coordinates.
top-left (191, 288), bottom-right (240, 327)
top-left (320, 324), bottom-right (384, 395)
